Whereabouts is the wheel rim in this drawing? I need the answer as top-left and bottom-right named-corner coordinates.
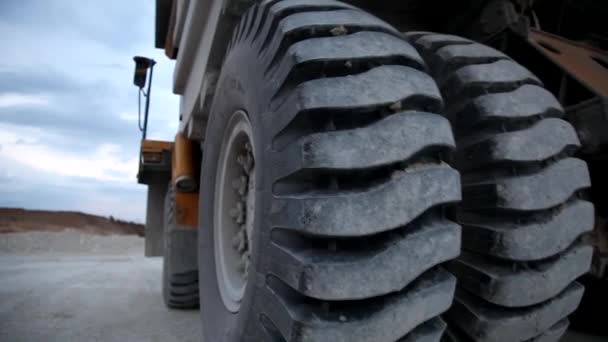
top-left (214, 110), bottom-right (255, 313)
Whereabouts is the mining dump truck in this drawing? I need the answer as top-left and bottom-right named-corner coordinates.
top-left (132, 0), bottom-right (607, 341)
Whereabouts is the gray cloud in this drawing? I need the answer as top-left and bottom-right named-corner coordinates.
top-left (0, 0), bottom-right (178, 220)
top-left (0, 69), bottom-right (139, 152)
top-left (0, 0), bottom-right (150, 51)
top-left (0, 69), bottom-right (80, 95)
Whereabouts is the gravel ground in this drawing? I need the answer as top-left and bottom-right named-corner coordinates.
top-left (0, 230), bottom-right (603, 342)
top-left (0, 230), bottom-right (200, 342)
top-left (0, 230), bottom-right (144, 255)
top-left (0, 255), bottom-right (200, 342)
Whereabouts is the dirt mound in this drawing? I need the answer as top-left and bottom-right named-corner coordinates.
top-left (0, 208), bottom-right (144, 236)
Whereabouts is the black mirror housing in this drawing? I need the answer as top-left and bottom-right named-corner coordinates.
top-left (133, 56), bottom-right (156, 89)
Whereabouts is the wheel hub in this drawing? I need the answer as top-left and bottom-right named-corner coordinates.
top-left (214, 110), bottom-right (255, 313)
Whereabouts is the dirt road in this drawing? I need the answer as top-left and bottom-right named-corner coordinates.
top-left (0, 255), bottom-right (200, 342)
top-left (0, 230), bottom-right (199, 342)
top-left (0, 230), bottom-right (603, 342)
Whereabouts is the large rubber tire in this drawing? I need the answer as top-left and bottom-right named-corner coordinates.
top-left (162, 185), bottom-right (199, 309)
top-left (408, 33), bottom-right (594, 342)
top-left (198, 1), bottom-right (462, 341)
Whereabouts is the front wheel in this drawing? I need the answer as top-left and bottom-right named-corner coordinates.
top-left (198, 1), bottom-right (462, 341)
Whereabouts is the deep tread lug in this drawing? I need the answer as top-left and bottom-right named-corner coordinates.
top-left (269, 30), bottom-right (426, 88)
top-left (275, 111), bottom-right (454, 179)
top-left (262, 269), bottom-right (456, 342)
top-left (256, 0), bottom-right (355, 51)
top-left (270, 65), bottom-right (443, 137)
top-left (424, 44), bottom-right (509, 83)
top-left (397, 318), bottom-right (447, 342)
top-left (527, 319), bottom-right (569, 342)
top-left (447, 244), bottom-right (592, 307)
top-left (167, 280), bottom-right (199, 295)
top-left (403, 31), bottom-right (435, 41)
top-left (447, 282), bottom-right (584, 342)
top-left (252, 0), bottom-right (282, 42)
top-left (441, 60), bottom-right (542, 100)
top-left (455, 118), bottom-right (580, 170)
top-left (262, 9), bottom-right (399, 67)
top-left (460, 200), bottom-right (595, 261)
top-left (271, 165), bottom-right (460, 237)
top-left (411, 33), bottom-right (473, 52)
top-left (462, 158), bottom-right (590, 211)
top-left (269, 220), bottom-right (460, 300)
top-left (450, 85), bottom-right (563, 128)
top-left (443, 320), bottom-right (568, 342)
top-left (271, 0), bottom-right (354, 13)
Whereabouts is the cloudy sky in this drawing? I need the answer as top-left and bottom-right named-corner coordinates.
top-left (0, 1), bottom-right (178, 222)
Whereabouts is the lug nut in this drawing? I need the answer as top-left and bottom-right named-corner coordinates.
top-left (239, 252), bottom-right (250, 275)
top-left (229, 207), bottom-right (238, 219)
top-left (231, 178), bottom-right (241, 190)
top-left (234, 230), bottom-right (246, 253)
top-left (242, 154), bottom-right (253, 174)
top-left (237, 154), bottom-right (245, 167)
top-left (237, 252), bottom-right (249, 274)
top-left (231, 233), bottom-right (241, 251)
top-left (228, 140), bottom-right (255, 281)
top-left (235, 202), bottom-right (245, 224)
top-left (238, 175), bottom-right (248, 196)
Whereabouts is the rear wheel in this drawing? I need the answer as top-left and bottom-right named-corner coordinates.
top-left (162, 185), bottom-right (199, 309)
top-left (408, 32), bottom-right (594, 342)
top-left (198, 1), bottom-right (462, 341)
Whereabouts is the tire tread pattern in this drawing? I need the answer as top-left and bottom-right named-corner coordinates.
top-left (409, 33), bottom-right (593, 342)
top-left (225, 2), bottom-right (463, 341)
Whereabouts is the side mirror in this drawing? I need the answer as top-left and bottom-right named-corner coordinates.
top-left (133, 56), bottom-right (156, 89)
